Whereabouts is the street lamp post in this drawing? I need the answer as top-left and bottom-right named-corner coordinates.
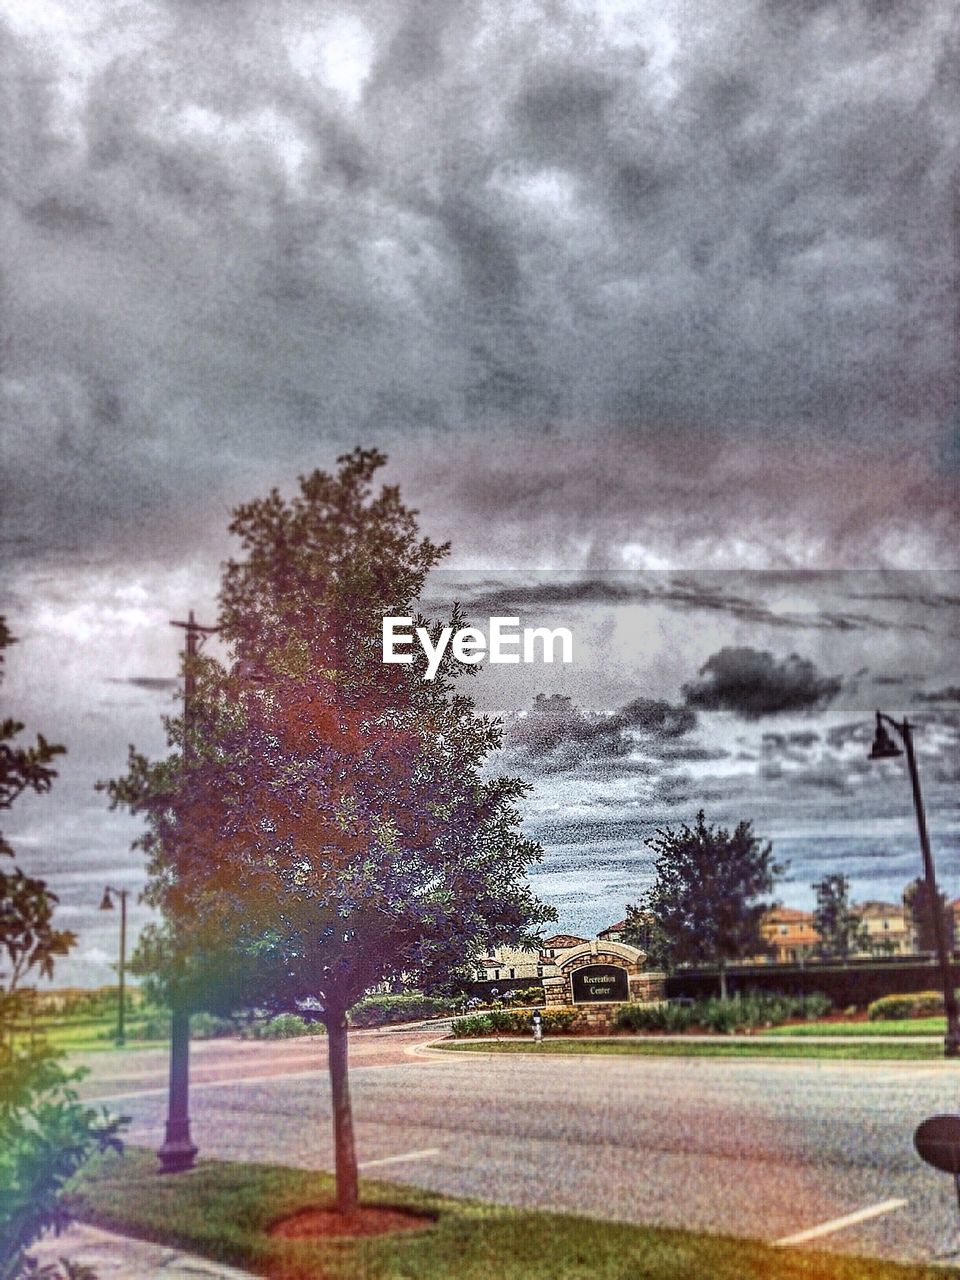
top-left (868, 711), bottom-right (960, 1058)
top-left (157, 609), bottom-right (218, 1175)
top-left (99, 885), bottom-right (128, 1046)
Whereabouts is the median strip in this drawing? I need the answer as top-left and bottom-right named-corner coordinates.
top-left (773, 1198), bottom-right (908, 1246)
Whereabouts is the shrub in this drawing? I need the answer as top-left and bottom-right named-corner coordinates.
top-left (190, 1012), bottom-right (240, 1039)
top-left (451, 1015), bottom-right (493, 1038)
top-left (246, 1014), bottom-right (325, 1039)
top-left (803, 993), bottom-right (832, 1020)
top-left (867, 991), bottom-right (946, 1021)
top-left (348, 994), bottom-right (457, 1028)
top-left (616, 992), bottom-right (830, 1035)
top-left (450, 1008), bottom-right (576, 1038)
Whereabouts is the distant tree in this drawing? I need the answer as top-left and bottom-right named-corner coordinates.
top-left (104, 449), bottom-right (555, 1217)
top-left (904, 877), bottom-right (954, 956)
top-left (621, 906), bottom-right (668, 968)
top-left (812, 874), bottom-right (871, 963)
top-left (0, 620), bottom-right (123, 1280)
top-left (634, 811), bottom-right (785, 999)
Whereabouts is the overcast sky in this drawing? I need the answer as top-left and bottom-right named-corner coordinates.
top-left (3, 1), bottom-right (960, 982)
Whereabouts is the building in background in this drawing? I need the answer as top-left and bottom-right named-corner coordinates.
top-left (757, 908), bottom-right (819, 964)
top-left (852, 900), bottom-right (912, 956)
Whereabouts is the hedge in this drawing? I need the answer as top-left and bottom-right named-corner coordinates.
top-left (866, 991), bottom-right (948, 1021)
top-left (451, 1009), bottom-right (577, 1038)
top-left (616, 992), bottom-right (831, 1034)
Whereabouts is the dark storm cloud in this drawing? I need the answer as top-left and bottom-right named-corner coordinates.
top-left (503, 691), bottom-right (696, 773)
top-left (105, 676), bottom-right (179, 691)
top-left (684, 647), bottom-right (843, 718)
top-left (918, 686), bottom-right (960, 703)
top-left (761, 730), bottom-right (821, 762)
top-left (3, 0), bottom-right (960, 571)
top-left (456, 572), bottom-right (936, 632)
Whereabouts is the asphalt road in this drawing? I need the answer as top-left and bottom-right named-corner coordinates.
top-left (75, 1031), bottom-right (960, 1266)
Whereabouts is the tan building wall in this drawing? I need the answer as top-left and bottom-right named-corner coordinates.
top-left (854, 901), bottom-right (911, 955)
top-left (757, 908), bottom-right (819, 964)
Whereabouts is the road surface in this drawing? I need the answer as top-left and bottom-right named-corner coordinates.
top-left (73, 1030), bottom-right (960, 1265)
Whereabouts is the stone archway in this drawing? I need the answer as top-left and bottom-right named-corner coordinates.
top-left (542, 939), bottom-right (664, 1015)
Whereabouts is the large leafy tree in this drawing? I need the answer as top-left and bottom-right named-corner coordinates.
top-left (106, 448), bottom-right (554, 1215)
top-left (812, 874), bottom-right (870, 963)
top-left (629, 810), bottom-right (784, 999)
top-left (0, 621), bottom-right (123, 1280)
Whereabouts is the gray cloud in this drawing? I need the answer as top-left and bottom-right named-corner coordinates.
top-left (502, 691), bottom-right (696, 773)
top-left (105, 676), bottom-right (180, 691)
top-left (684, 647), bottom-right (843, 718)
top-left (1, 1), bottom-right (959, 573)
top-left (918, 686), bottom-right (960, 703)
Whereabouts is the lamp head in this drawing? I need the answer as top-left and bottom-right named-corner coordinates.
top-left (99, 887), bottom-right (114, 911)
top-left (868, 714), bottom-right (903, 761)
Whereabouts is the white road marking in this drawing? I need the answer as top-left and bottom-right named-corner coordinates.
top-left (358, 1148), bottom-right (439, 1169)
top-left (773, 1199), bottom-right (908, 1247)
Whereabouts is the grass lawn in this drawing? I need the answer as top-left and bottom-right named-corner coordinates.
top-left (437, 1038), bottom-right (946, 1060)
top-left (768, 1019), bottom-right (946, 1038)
top-left (66, 1146), bottom-right (948, 1280)
top-left (17, 1015), bottom-right (167, 1054)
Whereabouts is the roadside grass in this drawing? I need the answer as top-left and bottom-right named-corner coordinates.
top-left (768, 1019), bottom-right (946, 1038)
top-left (436, 1038), bottom-right (946, 1060)
top-left (65, 1146), bottom-right (947, 1280)
top-left (14, 1015), bottom-right (168, 1054)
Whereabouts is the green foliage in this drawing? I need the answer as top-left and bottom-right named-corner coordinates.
top-left (245, 1014), bottom-right (325, 1040)
top-left (103, 452), bottom-right (557, 1019)
top-left (812, 874), bottom-right (871, 962)
top-left (101, 454), bottom-right (556, 1215)
top-left (631, 811), bottom-right (785, 986)
top-left (450, 1009), bottom-right (576, 1037)
top-left (615, 993), bottom-right (831, 1034)
top-left (867, 991), bottom-right (947, 1021)
top-left (347, 994), bottom-right (457, 1027)
top-left (0, 1045), bottom-right (125, 1280)
top-left (0, 619), bottom-right (126, 1280)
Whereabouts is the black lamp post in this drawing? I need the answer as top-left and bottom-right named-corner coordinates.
top-left (868, 711), bottom-right (960, 1058)
top-left (158, 609), bottom-right (217, 1175)
top-left (99, 885), bottom-right (128, 1046)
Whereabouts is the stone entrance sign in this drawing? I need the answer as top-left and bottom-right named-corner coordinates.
top-left (571, 964), bottom-right (629, 1003)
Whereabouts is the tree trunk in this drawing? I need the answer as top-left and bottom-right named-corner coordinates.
top-left (718, 959), bottom-right (728, 1002)
top-left (326, 1007), bottom-right (359, 1217)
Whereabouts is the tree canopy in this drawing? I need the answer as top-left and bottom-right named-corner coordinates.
top-left (628, 810), bottom-right (784, 998)
top-left (1, 621), bottom-right (123, 1280)
top-left (105, 448), bottom-right (555, 1212)
top-left (812, 874), bottom-right (870, 963)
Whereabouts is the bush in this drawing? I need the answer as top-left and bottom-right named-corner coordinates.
top-left (616, 992), bottom-right (831, 1035)
top-left (190, 1012), bottom-right (239, 1039)
top-left (867, 991), bottom-right (946, 1021)
top-left (348, 994), bottom-right (457, 1028)
top-left (1, 1003), bottom-right (125, 1280)
top-left (245, 1014), bottom-right (325, 1039)
top-left (450, 1008), bottom-right (577, 1038)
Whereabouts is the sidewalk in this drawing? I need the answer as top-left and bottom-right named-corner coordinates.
top-left (26, 1222), bottom-right (258, 1279)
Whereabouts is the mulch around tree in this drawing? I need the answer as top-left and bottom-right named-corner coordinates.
top-left (269, 1204), bottom-right (437, 1240)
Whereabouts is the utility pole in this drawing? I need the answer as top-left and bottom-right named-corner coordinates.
top-left (158, 609), bottom-right (218, 1174)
